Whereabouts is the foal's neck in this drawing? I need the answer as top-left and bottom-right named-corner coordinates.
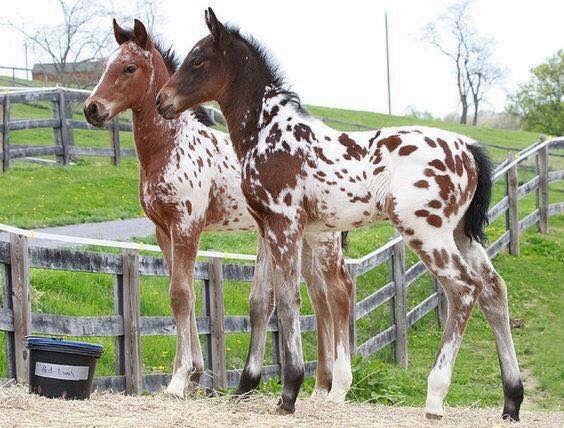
top-left (131, 55), bottom-right (179, 172)
top-left (217, 58), bottom-right (280, 161)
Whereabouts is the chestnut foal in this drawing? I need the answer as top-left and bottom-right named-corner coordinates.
top-left (85, 19), bottom-right (350, 399)
top-left (156, 8), bottom-right (524, 420)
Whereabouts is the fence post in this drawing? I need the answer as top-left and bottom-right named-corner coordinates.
top-left (391, 240), bottom-right (408, 368)
top-left (51, 93), bottom-right (65, 165)
top-left (2, 262), bottom-right (16, 379)
top-left (537, 142), bottom-right (549, 234)
top-left (58, 89), bottom-right (73, 164)
top-left (507, 153), bottom-right (520, 256)
top-left (2, 96), bottom-right (11, 172)
top-left (122, 249), bottom-right (142, 394)
top-left (207, 257), bottom-right (227, 389)
top-left (110, 117), bottom-right (121, 166)
top-left (202, 278), bottom-right (211, 372)
top-left (113, 273), bottom-right (126, 377)
top-left (347, 264), bottom-right (357, 357)
top-left (10, 233), bottom-right (32, 383)
top-left (432, 276), bottom-right (447, 329)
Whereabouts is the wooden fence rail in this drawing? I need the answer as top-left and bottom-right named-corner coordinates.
top-left (1, 137), bottom-right (563, 393)
top-left (0, 88), bottom-right (225, 171)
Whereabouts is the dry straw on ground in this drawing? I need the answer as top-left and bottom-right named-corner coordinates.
top-left (0, 384), bottom-right (562, 427)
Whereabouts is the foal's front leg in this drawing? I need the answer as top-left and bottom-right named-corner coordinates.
top-left (265, 222), bottom-right (305, 414)
top-left (165, 226), bottom-right (204, 397)
top-left (235, 238), bottom-right (274, 395)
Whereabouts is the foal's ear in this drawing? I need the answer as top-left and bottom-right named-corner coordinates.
top-left (205, 7), bottom-right (231, 46)
top-left (133, 19), bottom-right (149, 50)
top-left (113, 19), bottom-right (130, 45)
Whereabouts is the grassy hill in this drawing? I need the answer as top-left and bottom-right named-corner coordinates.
top-left (0, 93), bottom-right (562, 410)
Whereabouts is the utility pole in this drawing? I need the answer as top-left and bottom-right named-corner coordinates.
top-left (385, 11), bottom-right (392, 115)
top-left (24, 41), bottom-right (30, 80)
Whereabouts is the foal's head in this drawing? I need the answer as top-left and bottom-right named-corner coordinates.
top-left (157, 8), bottom-right (263, 119)
top-left (84, 19), bottom-right (173, 127)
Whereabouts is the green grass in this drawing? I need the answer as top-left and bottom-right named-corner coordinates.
top-left (1, 99), bottom-right (559, 230)
top-left (0, 99), bottom-right (562, 410)
top-left (0, 76), bottom-right (46, 88)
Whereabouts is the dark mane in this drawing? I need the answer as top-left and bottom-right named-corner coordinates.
top-left (154, 41), bottom-right (179, 76)
top-left (118, 26), bottom-right (213, 127)
top-left (225, 25), bottom-right (309, 116)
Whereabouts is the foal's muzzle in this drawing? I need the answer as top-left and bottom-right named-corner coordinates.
top-left (156, 91), bottom-right (178, 120)
top-left (83, 100), bottom-right (110, 127)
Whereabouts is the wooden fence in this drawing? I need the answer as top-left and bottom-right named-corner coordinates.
top-left (0, 88), bottom-right (225, 171)
top-left (0, 137), bottom-right (563, 394)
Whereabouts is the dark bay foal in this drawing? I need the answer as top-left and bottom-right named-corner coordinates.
top-left (156, 9), bottom-right (523, 420)
top-left (84, 19), bottom-right (350, 400)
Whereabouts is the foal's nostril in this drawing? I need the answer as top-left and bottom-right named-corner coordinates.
top-left (88, 102), bottom-right (98, 116)
top-left (156, 94), bottom-right (162, 109)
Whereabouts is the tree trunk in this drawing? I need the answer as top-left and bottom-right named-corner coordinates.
top-left (460, 96), bottom-right (468, 124)
top-left (471, 97), bottom-right (479, 126)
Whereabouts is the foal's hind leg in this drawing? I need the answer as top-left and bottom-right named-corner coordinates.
top-left (409, 235), bottom-right (483, 418)
top-left (302, 232), bottom-right (353, 400)
top-left (387, 200), bottom-right (484, 418)
top-left (301, 236), bottom-right (334, 397)
top-left (304, 233), bottom-right (353, 403)
top-left (326, 259), bottom-right (354, 402)
top-left (455, 233), bottom-right (523, 421)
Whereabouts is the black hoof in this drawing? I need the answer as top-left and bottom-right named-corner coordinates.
top-left (235, 371), bottom-right (261, 397)
top-left (502, 411), bottom-right (520, 422)
top-left (502, 380), bottom-right (523, 422)
top-left (425, 412), bottom-right (444, 420)
top-left (232, 390), bottom-right (253, 402)
top-left (276, 397), bottom-right (295, 415)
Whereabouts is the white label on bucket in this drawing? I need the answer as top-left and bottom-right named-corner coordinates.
top-left (34, 362), bottom-right (89, 381)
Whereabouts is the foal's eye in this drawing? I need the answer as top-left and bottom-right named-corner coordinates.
top-left (124, 65), bottom-right (137, 74)
top-left (191, 58), bottom-right (204, 68)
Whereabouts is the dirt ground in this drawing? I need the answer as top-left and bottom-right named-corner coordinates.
top-left (0, 385), bottom-right (562, 427)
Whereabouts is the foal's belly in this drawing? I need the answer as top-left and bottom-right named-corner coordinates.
top-left (205, 207), bottom-right (256, 232)
top-left (305, 174), bottom-right (390, 233)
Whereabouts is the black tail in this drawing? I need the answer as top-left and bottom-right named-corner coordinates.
top-left (341, 231), bottom-right (348, 251)
top-left (465, 144), bottom-right (493, 245)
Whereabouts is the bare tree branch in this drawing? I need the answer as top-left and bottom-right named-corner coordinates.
top-left (3, 0), bottom-right (125, 87)
top-left (420, 0), bottom-right (504, 125)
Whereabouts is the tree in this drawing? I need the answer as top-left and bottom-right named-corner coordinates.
top-left (465, 40), bottom-right (505, 125)
top-left (135, 0), bottom-right (165, 34)
top-left (3, 0), bottom-right (120, 87)
top-left (422, 0), bottom-right (504, 125)
top-left (507, 50), bottom-right (563, 136)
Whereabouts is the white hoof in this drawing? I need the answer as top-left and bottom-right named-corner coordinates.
top-left (311, 388), bottom-right (329, 399)
top-left (326, 389), bottom-right (347, 403)
top-left (165, 375), bottom-right (187, 398)
top-left (425, 396), bottom-right (445, 419)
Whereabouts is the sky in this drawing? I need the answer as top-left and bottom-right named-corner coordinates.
top-left (1, 0), bottom-right (563, 117)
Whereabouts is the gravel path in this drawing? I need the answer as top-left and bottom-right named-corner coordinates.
top-left (0, 217), bottom-right (155, 249)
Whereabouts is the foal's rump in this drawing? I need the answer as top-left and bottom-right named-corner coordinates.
top-left (384, 127), bottom-right (482, 233)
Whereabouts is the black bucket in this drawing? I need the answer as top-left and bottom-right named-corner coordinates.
top-left (26, 336), bottom-right (103, 400)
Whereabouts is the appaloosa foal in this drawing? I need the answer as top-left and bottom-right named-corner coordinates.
top-left (84, 19), bottom-right (350, 399)
top-left (157, 9), bottom-right (523, 420)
